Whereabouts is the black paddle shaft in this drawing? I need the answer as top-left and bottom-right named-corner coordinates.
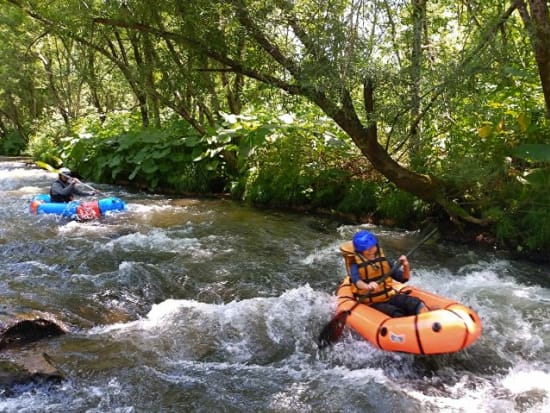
top-left (375, 226), bottom-right (439, 286)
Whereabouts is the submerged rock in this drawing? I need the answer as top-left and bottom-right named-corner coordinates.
top-left (0, 313), bottom-right (68, 387)
top-left (0, 317), bottom-right (67, 350)
top-left (0, 353), bottom-right (64, 388)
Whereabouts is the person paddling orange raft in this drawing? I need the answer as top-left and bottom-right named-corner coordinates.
top-left (318, 229), bottom-right (483, 354)
top-left (345, 230), bottom-right (427, 317)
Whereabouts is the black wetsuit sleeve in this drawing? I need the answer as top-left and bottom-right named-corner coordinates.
top-left (51, 180), bottom-right (75, 198)
top-left (73, 186), bottom-right (94, 197)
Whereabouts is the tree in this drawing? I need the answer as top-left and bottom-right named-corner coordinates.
top-left (0, 4), bottom-right (44, 140)
top-left (90, 0), bottom-right (496, 224)
top-left (516, 0), bottom-right (550, 117)
top-left (2, 0), bottom-right (549, 231)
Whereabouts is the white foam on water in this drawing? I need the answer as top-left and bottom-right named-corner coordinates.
top-left (95, 228), bottom-right (209, 257)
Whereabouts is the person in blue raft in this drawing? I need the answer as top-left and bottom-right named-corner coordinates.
top-left (343, 230), bottom-right (427, 317)
top-left (50, 168), bottom-right (96, 202)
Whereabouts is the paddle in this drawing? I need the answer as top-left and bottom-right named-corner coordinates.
top-left (317, 226), bottom-right (439, 349)
top-left (35, 160), bottom-right (106, 196)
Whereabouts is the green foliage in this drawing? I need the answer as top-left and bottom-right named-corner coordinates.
top-left (7, 0), bottom-right (550, 256)
top-left (337, 179), bottom-right (378, 215)
top-left (65, 115), bottom-right (223, 192)
top-left (491, 162), bottom-right (550, 253)
top-left (239, 117), bottom-right (430, 227)
top-left (239, 114), bottom-right (363, 210)
top-left (241, 136), bottom-right (313, 207)
top-left (414, 65), bottom-right (550, 252)
top-left (27, 112), bottom-right (228, 192)
top-left (512, 144), bottom-right (550, 163)
top-left (0, 130), bottom-right (26, 155)
top-left (376, 186), bottom-right (427, 228)
top-left (26, 118), bottom-right (66, 166)
top-left (24, 108), bottom-right (433, 234)
top-left (521, 206), bottom-right (550, 252)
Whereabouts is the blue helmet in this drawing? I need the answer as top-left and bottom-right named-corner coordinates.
top-left (352, 230), bottom-right (378, 252)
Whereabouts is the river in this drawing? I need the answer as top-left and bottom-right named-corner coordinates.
top-left (0, 158), bottom-right (548, 412)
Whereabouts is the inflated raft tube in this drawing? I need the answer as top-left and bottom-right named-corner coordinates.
top-left (29, 194), bottom-right (126, 220)
top-left (336, 276), bottom-right (482, 355)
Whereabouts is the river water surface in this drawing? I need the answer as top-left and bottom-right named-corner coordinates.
top-left (0, 158), bottom-right (548, 412)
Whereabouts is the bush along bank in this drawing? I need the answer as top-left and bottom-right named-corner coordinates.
top-left (26, 112), bottom-right (550, 261)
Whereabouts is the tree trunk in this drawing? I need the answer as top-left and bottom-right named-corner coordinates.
top-left (86, 52), bottom-right (106, 124)
top-left (142, 32), bottom-right (161, 128)
top-left (36, 54), bottom-right (70, 125)
top-left (517, 0), bottom-right (550, 117)
top-left (320, 79), bottom-right (445, 203)
top-left (409, 0), bottom-right (426, 163)
top-left (128, 32), bottom-right (150, 128)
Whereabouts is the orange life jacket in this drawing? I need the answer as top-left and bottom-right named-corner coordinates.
top-left (340, 241), bottom-right (395, 303)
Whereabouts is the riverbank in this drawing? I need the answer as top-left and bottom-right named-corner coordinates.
top-left (21, 156), bottom-right (547, 264)
top-left (102, 177), bottom-right (550, 264)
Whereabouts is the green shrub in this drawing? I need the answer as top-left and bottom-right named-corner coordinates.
top-left (523, 209), bottom-right (550, 251)
top-left (26, 118), bottom-right (67, 166)
top-left (376, 186), bottom-right (423, 227)
top-left (0, 130), bottom-right (26, 155)
top-left (337, 179), bottom-right (378, 215)
top-left (242, 130), bottom-right (355, 208)
top-left (55, 114), bottom-right (224, 192)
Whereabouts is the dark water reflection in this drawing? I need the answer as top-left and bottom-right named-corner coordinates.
top-left (0, 158), bottom-right (548, 412)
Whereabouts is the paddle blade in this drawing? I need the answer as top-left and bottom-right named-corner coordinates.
top-left (35, 160), bottom-right (59, 173)
top-left (317, 311), bottom-right (349, 349)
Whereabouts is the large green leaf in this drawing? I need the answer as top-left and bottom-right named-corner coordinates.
top-left (129, 165), bottom-right (141, 180)
top-left (141, 159), bottom-right (159, 174)
top-left (512, 144), bottom-right (550, 163)
top-left (523, 168), bottom-right (550, 185)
